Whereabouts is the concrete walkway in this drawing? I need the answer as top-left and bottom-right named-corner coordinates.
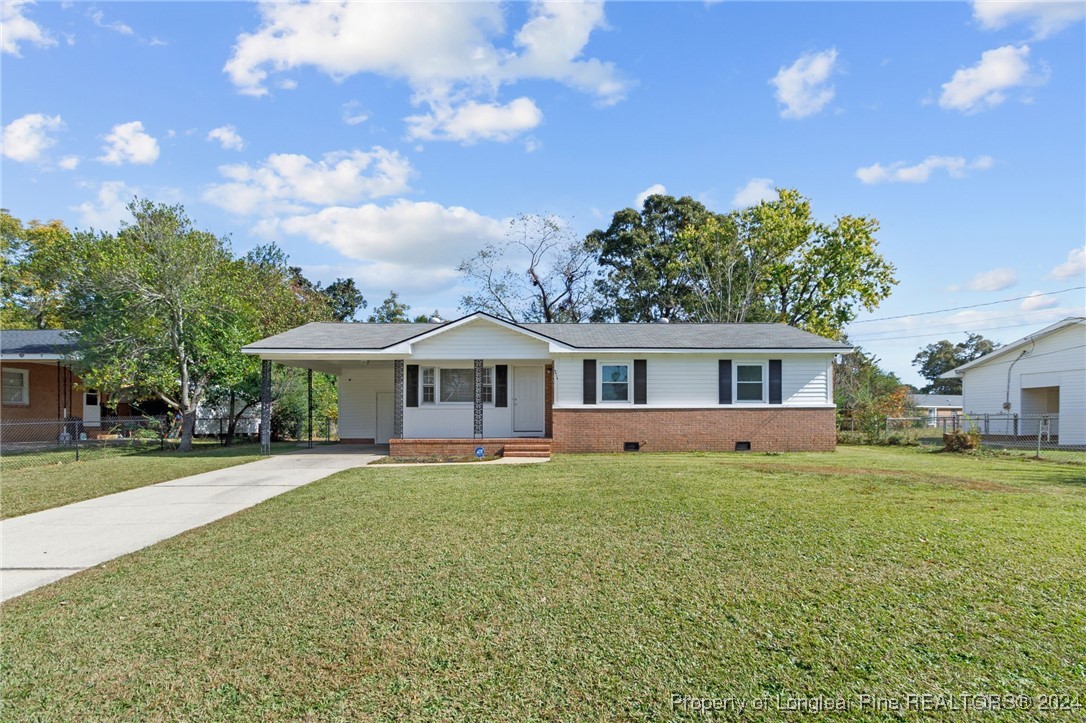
top-left (1, 446), bottom-right (382, 602)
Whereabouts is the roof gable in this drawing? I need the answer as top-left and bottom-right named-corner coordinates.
top-left (945, 317), bottom-right (1085, 376)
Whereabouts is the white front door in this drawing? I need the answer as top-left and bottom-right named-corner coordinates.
top-left (513, 366), bottom-right (544, 433)
top-left (376, 392), bottom-right (393, 443)
top-left (83, 390), bottom-right (101, 427)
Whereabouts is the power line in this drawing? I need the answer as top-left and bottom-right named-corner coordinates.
top-left (850, 307), bottom-right (1073, 339)
top-left (851, 320), bottom-right (1061, 343)
top-left (848, 286), bottom-right (1085, 324)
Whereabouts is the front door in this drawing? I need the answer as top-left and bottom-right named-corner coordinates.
top-left (513, 366), bottom-right (544, 433)
top-left (83, 389), bottom-right (101, 427)
top-left (376, 392), bottom-right (393, 443)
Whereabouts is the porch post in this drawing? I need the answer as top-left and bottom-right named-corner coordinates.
top-left (393, 360), bottom-right (404, 439)
top-left (307, 368), bottom-right (313, 449)
top-left (473, 359), bottom-right (484, 438)
top-left (260, 359), bottom-right (271, 455)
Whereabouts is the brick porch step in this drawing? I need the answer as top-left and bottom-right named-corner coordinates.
top-left (503, 439), bottom-right (551, 457)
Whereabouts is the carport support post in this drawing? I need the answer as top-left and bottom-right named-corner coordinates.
top-left (307, 368), bottom-right (313, 449)
top-left (260, 359), bottom-right (272, 455)
top-left (473, 359), bottom-right (484, 438)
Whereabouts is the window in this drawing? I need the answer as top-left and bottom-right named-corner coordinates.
top-left (600, 363), bottom-right (629, 402)
top-left (424, 367), bottom-right (495, 404)
top-left (2, 368), bottom-right (29, 404)
top-left (735, 363), bottom-right (765, 402)
top-left (85, 389), bottom-right (99, 406)
top-left (422, 367), bottom-right (435, 403)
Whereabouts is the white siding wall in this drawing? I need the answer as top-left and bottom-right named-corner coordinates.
top-left (338, 364), bottom-right (394, 440)
top-left (552, 353), bottom-right (833, 408)
top-left (961, 322), bottom-right (1086, 445)
top-left (411, 320), bottom-right (550, 360)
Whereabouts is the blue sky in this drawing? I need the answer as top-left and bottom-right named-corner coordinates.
top-left (2, 0), bottom-right (1084, 386)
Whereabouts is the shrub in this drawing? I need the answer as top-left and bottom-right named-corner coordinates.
top-left (943, 429), bottom-right (981, 452)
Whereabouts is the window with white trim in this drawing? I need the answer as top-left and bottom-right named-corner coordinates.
top-left (735, 363), bottom-right (766, 403)
top-left (421, 366), bottom-right (494, 404)
top-left (600, 363), bottom-right (630, 402)
top-left (422, 367), bottom-right (436, 403)
top-left (2, 368), bottom-right (29, 404)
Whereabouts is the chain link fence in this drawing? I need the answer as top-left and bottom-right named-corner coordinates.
top-left (0, 415), bottom-right (169, 472)
top-left (881, 413), bottom-right (1085, 463)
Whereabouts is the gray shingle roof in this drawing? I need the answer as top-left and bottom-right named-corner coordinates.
top-left (244, 315), bottom-right (850, 351)
top-left (910, 394), bottom-right (963, 409)
top-left (0, 329), bottom-right (79, 356)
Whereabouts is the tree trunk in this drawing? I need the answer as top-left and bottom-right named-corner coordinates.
top-left (179, 408), bottom-right (197, 452)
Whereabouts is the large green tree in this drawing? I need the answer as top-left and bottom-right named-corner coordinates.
top-left (586, 194), bottom-right (710, 322)
top-left (835, 344), bottom-right (914, 434)
top-left (912, 333), bottom-right (999, 394)
top-left (368, 291), bottom-right (413, 323)
top-left (1, 210), bottom-right (78, 330)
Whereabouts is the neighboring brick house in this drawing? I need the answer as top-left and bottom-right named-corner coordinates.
top-left (0, 330), bottom-right (86, 425)
top-left (909, 393), bottom-right (963, 426)
top-left (243, 312), bottom-right (850, 457)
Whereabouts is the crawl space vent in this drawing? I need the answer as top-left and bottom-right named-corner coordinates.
top-left (623, 442), bottom-right (641, 452)
top-left (734, 441), bottom-right (752, 452)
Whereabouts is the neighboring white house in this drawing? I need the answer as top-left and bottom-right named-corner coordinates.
top-left (243, 312), bottom-right (850, 457)
top-left (943, 317), bottom-right (1086, 446)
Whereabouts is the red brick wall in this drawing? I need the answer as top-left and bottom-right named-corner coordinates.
top-left (0, 361), bottom-right (83, 421)
top-left (551, 408), bottom-right (836, 453)
top-left (390, 438), bottom-right (532, 458)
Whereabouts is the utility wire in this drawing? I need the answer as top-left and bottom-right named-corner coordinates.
top-left (848, 286), bottom-right (1085, 324)
top-left (851, 320), bottom-right (1061, 343)
top-left (850, 308), bottom-right (1075, 339)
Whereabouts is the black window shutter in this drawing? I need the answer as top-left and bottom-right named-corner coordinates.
top-left (406, 365), bottom-right (419, 407)
top-left (718, 360), bottom-right (732, 404)
top-left (583, 359), bottom-right (596, 405)
top-left (634, 359), bottom-right (647, 405)
top-left (495, 365), bottom-right (508, 407)
top-left (769, 359), bottom-right (782, 404)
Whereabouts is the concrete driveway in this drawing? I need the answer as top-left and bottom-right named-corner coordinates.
top-left (1, 446), bottom-right (382, 602)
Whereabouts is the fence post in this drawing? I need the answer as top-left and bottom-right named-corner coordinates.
top-left (74, 420), bottom-right (80, 462)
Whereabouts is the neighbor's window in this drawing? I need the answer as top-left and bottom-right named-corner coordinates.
top-left (735, 363), bottom-right (765, 402)
top-left (600, 364), bottom-right (629, 402)
top-left (2, 368), bottom-right (29, 404)
top-left (421, 367), bottom-right (436, 403)
top-left (85, 389), bottom-right (99, 406)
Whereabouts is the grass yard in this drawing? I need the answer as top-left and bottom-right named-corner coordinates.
top-left (2, 447), bottom-right (1084, 720)
top-left (1, 442), bottom-right (303, 519)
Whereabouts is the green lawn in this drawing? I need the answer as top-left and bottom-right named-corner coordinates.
top-left (2, 447), bottom-right (1084, 720)
top-left (1, 442), bottom-right (303, 519)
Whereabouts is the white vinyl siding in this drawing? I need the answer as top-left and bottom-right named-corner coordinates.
top-left (553, 353), bottom-right (833, 408)
top-left (411, 319), bottom-right (549, 360)
top-left (338, 364), bottom-right (395, 440)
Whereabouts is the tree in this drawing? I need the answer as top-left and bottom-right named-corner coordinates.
top-left (586, 194), bottom-right (710, 322)
top-left (912, 333), bottom-right (999, 394)
top-left (746, 189), bottom-right (897, 338)
top-left (66, 199), bottom-right (255, 451)
top-left (322, 278), bottom-right (366, 321)
top-left (1, 210), bottom-right (78, 329)
top-left (368, 291), bottom-right (412, 323)
top-left (834, 344), bottom-right (913, 434)
top-left (459, 213), bottom-right (598, 322)
top-left (676, 212), bottom-right (768, 323)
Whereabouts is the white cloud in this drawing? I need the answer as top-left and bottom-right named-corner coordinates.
top-left (407, 97), bottom-right (543, 143)
top-left (203, 147), bottom-right (413, 216)
top-left (269, 199), bottom-right (506, 293)
top-left (635, 183), bottom-right (667, 208)
top-left (938, 45), bottom-right (1046, 113)
top-left (1048, 245), bottom-right (1085, 280)
top-left (770, 48), bottom-right (838, 119)
top-left (972, 0), bottom-right (1086, 39)
top-left (207, 124), bottom-right (244, 151)
top-left (1020, 290), bottom-right (1061, 311)
top-left (58, 155), bottom-right (79, 170)
top-left (953, 267), bottom-right (1018, 292)
top-left (342, 101), bottom-right (369, 126)
top-left (1, 112), bottom-right (62, 162)
top-left (89, 8), bottom-right (133, 35)
top-left (98, 121), bottom-right (159, 165)
top-left (71, 180), bottom-right (135, 230)
top-left (855, 155), bottom-right (995, 184)
top-left (223, 1), bottom-right (624, 143)
top-left (1, 0), bottom-right (56, 56)
top-left (731, 178), bottom-right (776, 207)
